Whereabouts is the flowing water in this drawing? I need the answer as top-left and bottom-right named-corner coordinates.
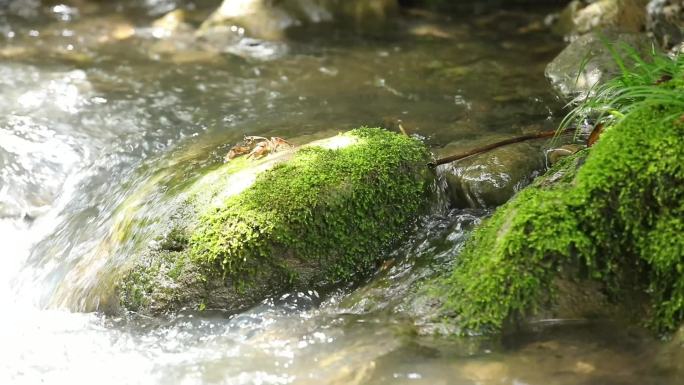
top-left (0, 1), bottom-right (680, 384)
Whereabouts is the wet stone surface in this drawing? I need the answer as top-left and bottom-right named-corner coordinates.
top-left (438, 141), bottom-right (546, 209)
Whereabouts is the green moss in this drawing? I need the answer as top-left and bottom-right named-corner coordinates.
top-left (118, 240), bottom-right (205, 313)
top-left (190, 127), bottom-right (432, 290)
top-left (435, 103), bottom-right (684, 334)
top-left (119, 128), bottom-right (433, 313)
top-left (118, 265), bottom-right (153, 312)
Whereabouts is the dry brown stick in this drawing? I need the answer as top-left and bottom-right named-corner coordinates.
top-left (429, 129), bottom-right (569, 168)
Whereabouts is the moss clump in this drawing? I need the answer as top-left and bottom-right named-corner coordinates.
top-left (118, 249), bottom-right (190, 312)
top-left (191, 128), bottom-right (432, 289)
top-left (435, 102), bottom-right (684, 334)
top-left (119, 128), bottom-right (433, 313)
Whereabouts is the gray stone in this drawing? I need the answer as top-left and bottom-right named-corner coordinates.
top-left (552, 0), bottom-right (588, 36)
top-left (574, 0), bottom-right (649, 34)
top-left (545, 31), bottom-right (653, 100)
top-left (671, 39), bottom-right (684, 54)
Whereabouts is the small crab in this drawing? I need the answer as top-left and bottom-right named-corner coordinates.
top-left (225, 135), bottom-right (294, 162)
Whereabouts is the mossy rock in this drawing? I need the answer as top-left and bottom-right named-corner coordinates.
top-left (118, 128), bottom-right (434, 314)
top-left (429, 102), bottom-right (684, 334)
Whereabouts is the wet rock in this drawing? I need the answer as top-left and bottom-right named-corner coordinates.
top-left (199, 0), bottom-right (296, 41)
top-left (524, 276), bottom-right (623, 326)
top-left (109, 24), bottom-right (136, 41)
top-left (332, 209), bottom-right (483, 336)
top-left (647, 0), bottom-right (684, 48)
top-left (671, 39), bottom-right (684, 54)
top-left (545, 31), bottom-right (653, 100)
top-left (438, 142), bottom-right (545, 209)
top-left (574, 361), bottom-right (596, 374)
top-left (553, 0), bottom-right (649, 37)
top-left (198, 0), bottom-right (398, 41)
top-left (573, 0), bottom-right (649, 34)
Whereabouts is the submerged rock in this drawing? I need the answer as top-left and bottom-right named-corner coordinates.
top-left (116, 128), bottom-right (434, 315)
top-left (438, 142), bottom-right (546, 209)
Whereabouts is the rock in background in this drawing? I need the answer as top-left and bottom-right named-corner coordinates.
top-left (546, 0), bottom-right (682, 100)
top-left (552, 0), bottom-right (650, 38)
top-left (647, 0), bottom-right (684, 49)
top-left (198, 0), bottom-right (399, 41)
top-left (545, 31), bottom-right (652, 99)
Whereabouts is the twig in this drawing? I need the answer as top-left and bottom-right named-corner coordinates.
top-left (429, 129), bottom-right (571, 168)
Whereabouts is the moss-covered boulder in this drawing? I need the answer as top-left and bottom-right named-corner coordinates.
top-left (117, 128), bottom-right (434, 314)
top-left (429, 100), bottom-right (684, 334)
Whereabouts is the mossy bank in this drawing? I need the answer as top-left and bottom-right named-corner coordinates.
top-left (118, 128), bottom-right (434, 314)
top-left (430, 56), bottom-right (684, 334)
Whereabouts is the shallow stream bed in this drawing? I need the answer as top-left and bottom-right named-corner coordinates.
top-left (0, 1), bottom-right (680, 384)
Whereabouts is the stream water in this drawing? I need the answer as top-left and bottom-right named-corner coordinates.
top-left (0, 1), bottom-right (680, 384)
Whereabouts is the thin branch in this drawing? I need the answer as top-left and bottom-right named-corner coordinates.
top-left (429, 129), bottom-right (572, 168)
